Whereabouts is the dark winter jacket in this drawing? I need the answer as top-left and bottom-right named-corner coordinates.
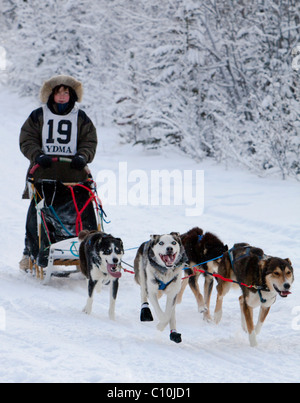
top-left (20, 105), bottom-right (97, 199)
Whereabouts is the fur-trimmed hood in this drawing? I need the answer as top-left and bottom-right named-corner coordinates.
top-left (40, 75), bottom-right (83, 103)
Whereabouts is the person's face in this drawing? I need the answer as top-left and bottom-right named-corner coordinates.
top-left (54, 86), bottom-right (70, 104)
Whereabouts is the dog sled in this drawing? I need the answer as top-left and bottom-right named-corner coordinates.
top-left (25, 157), bottom-right (105, 284)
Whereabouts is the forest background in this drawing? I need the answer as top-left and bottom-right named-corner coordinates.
top-left (1, 0), bottom-right (300, 179)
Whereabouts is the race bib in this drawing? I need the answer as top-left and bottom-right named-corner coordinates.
top-left (42, 106), bottom-right (78, 156)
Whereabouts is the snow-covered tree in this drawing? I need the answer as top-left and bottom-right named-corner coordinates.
top-left (0, 0), bottom-right (133, 122)
top-left (2, 0), bottom-right (300, 178)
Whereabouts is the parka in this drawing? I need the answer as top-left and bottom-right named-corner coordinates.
top-left (20, 75), bottom-right (97, 199)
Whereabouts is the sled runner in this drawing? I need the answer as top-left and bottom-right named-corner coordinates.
top-left (25, 157), bottom-right (105, 284)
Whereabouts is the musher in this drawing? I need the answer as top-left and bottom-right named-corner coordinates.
top-left (19, 75), bottom-right (98, 270)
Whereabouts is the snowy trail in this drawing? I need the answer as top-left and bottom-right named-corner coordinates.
top-left (0, 87), bottom-right (299, 383)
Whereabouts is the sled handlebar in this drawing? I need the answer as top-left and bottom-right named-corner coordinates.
top-left (29, 157), bottom-right (91, 177)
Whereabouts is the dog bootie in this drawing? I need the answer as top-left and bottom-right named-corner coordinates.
top-left (140, 303), bottom-right (154, 322)
top-left (170, 330), bottom-right (182, 344)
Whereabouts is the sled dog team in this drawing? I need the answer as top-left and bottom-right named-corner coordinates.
top-left (78, 227), bottom-right (294, 347)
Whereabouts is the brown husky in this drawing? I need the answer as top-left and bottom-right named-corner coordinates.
top-left (214, 243), bottom-right (294, 346)
top-left (177, 227), bottom-right (228, 321)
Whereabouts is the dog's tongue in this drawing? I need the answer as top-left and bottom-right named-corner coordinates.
top-left (160, 254), bottom-right (176, 267)
top-left (107, 263), bottom-right (122, 279)
top-left (280, 290), bottom-right (291, 297)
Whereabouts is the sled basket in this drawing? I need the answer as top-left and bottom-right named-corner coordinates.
top-left (25, 158), bottom-right (104, 284)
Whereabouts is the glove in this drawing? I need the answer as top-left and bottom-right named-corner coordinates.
top-left (71, 154), bottom-right (87, 171)
top-left (35, 153), bottom-right (52, 169)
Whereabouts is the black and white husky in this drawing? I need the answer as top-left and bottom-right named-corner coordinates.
top-left (134, 233), bottom-right (188, 343)
top-left (79, 230), bottom-right (124, 320)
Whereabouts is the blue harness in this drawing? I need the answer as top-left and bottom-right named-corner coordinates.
top-left (228, 246), bottom-right (267, 303)
top-left (155, 276), bottom-right (178, 291)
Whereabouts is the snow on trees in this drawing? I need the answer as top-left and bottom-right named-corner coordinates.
top-left (1, 0), bottom-right (300, 179)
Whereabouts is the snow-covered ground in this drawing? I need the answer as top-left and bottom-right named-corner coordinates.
top-left (0, 86), bottom-right (299, 383)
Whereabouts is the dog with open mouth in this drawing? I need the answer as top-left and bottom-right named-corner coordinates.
top-left (79, 230), bottom-right (124, 320)
top-left (214, 243), bottom-right (294, 347)
top-left (134, 233), bottom-right (188, 343)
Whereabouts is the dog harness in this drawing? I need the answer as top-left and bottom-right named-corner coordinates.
top-left (154, 275), bottom-right (179, 291)
top-left (228, 246), bottom-right (269, 303)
